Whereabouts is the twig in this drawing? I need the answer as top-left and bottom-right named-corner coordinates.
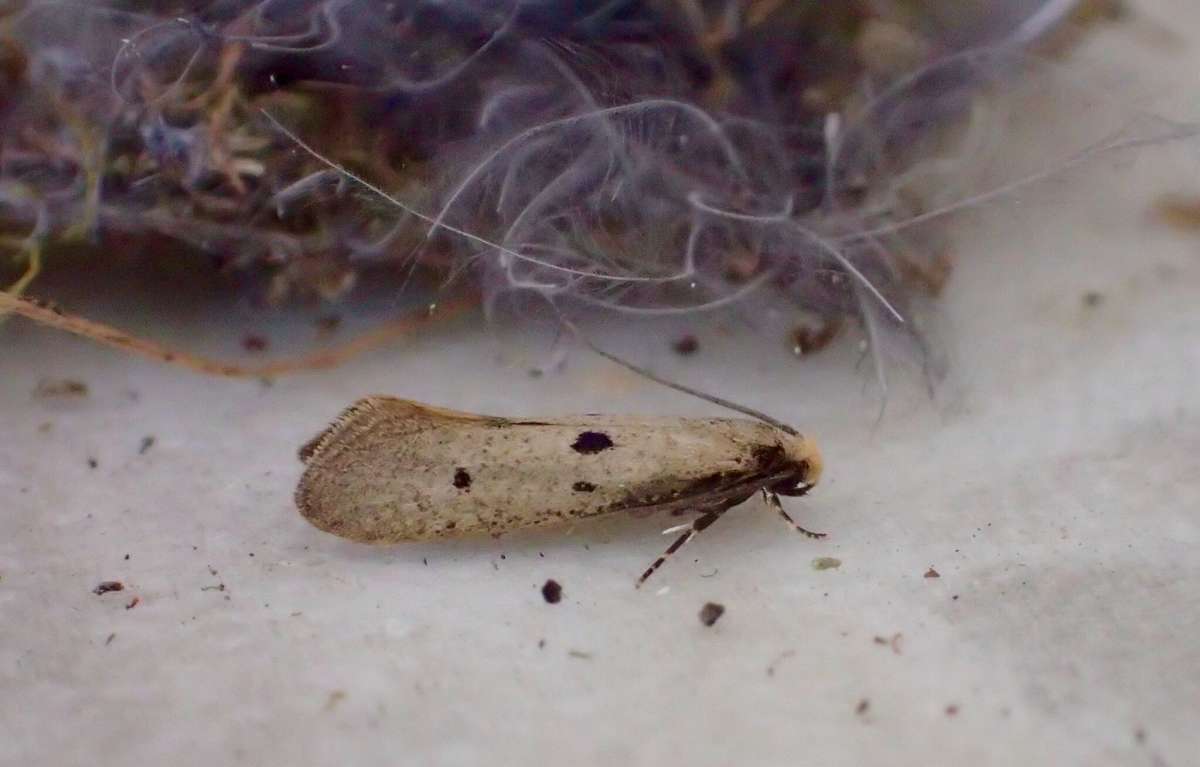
top-left (0, 291), bottom-right (475, 378)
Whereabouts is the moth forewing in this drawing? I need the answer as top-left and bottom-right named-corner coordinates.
top-left (295, 396), bottom-right (823, 581)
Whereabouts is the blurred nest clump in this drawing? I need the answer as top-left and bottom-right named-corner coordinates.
top-left (0, 0), bottom-right (1090, 327)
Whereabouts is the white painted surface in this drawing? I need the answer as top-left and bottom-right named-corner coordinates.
top-left (2, 3), bottom-right (1198, 765)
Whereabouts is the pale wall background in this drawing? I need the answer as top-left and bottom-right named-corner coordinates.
top-left (2, 2), bottom-right (1199, 765)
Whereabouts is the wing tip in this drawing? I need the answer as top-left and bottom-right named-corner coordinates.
top-left (298, 396), bottom-right (394, 463)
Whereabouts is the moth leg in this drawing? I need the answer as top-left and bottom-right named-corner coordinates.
top-left (762, 489), bottom-right (826, 540)
top-left (636, 506), bottom-right (731, 588)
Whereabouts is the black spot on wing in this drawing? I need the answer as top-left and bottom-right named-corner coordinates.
top-left (453, 468), bottom-right (472, 489)
top-left (571, 431), bottom-right (614, 454)
top-left (572, 481), bottom-right (597, 492)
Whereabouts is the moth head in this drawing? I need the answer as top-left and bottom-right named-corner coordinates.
top-left (770, 434), bottom-right (823, 496)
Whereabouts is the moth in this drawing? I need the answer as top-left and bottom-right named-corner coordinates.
top-left (295, 396), bottom-right (825, 585)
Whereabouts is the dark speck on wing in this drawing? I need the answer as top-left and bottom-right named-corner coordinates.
top-left (453, 468), bottom-right (472, 489)
top-left (571, 431), bottom-right (614, 454)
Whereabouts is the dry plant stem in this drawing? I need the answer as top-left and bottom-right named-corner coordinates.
top-left (0, 291), bottom-right (475, 378)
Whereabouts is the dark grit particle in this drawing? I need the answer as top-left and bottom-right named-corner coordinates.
top-left (672, 335), bottom-right (699, 356)
top-left (571, 431), bottom-right (613, 454)
top-left (572, 481), bottom-right (596, 492)
top-left (924, 567), bottom-right (941, 578)
top-left (92, 581), bottom-right (124, 595)
top-left (541, 579), bottom-right (563, 604)
top-left (873, 633), bottom-right (903, 655)
top-left (241, 334), bottom-right (269, 353)
top-left (315, 315), bottom-right (342, 334)
top-left (699, 602), bottom-right (725, 627)
top-left (34, 378), bottom-right (88, 398)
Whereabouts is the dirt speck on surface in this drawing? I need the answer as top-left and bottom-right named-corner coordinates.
top-left (315, 315), bottom-right (342, 335)
top-left (567, 650), bottom-right (592, 660)
top-left (812, 557), bottom-right (842, 571)
top-left (34, 378), bottom-right (88, 399)
top-left (104, 633), bottom-right (116, 646)
top-left (672, 335), bottom-right (699, 356)
top-left (945, 704), bottom-right (959, 717)
top-left (699, 602), bottom-right (726, 627)
top-left (92, 581), bottom-right (124, 595)
top-left (855, 699), bottom-right (870, 716)
top-left (924, 567), bottom-right (941, 578)
top-left (873, 633), bottom-right (904, 654)
top-left (325, 690), bottom-right (347, 711)
top-left (541, 579), bottom-right (563, 604)
top-left (87, 458), bottom-right (98, 469)
top-left (1082, 291), bottom-right (1104, 308)
top-left (766, 649), bottom-right (796, 677)
top-left (125, 596), bottom-right (140, 610)
top-left (138, 436), bottom-right (156, 455)
top-left (241, 334), bottom-right (269, 353)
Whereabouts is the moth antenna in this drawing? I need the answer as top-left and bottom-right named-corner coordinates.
top-left (761, 489), bottom-right (826, 540)
top-left (636, 506), bottom-right (731, 588)
top-left (560, 317), bottom-right (798, 436)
